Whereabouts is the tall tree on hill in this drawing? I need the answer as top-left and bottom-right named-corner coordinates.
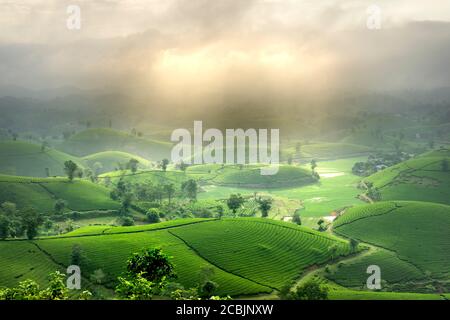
top-left (64, 160), bottom-right (78, 181)
top-left (0, 214), bottom-right (10, 239)
top-left (310, 159), bottom-right (317, 172)
top-left (163, 183), bottom-right (175, 204)
top-left (126, 248), bottom-right (176, 283)
top-left (226, 194), bottom-right (245, 215)
top-left (21, 207), bottom-right (43, 240)
top-left (257, 197), bottom-right (273, 218)
top-left (128, 159), bottom-right (139, 174)
top-left (292, 212), bottom-right (302, 225)
top-left (182, 179), bottom-right (198, 201)
top-left (160, 159), bottom-right (169, 172)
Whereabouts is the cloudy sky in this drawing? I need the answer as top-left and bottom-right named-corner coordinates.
top-left (1, 0), bottom-right (450, 105)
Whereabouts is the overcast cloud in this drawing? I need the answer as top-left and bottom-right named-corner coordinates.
top-left (0, 0), bottom-right (449, 108)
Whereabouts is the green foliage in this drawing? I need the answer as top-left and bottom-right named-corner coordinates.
top-left (160, 159), bottom-right (169, 172)
top-left (21, 207), bottom-right (43, 240)
top-left (118, 216), bottom-right (134, 226)
top-left (292, 212), bottom-right (302, 225)
top-left (199, 280), bottom-right (218, 298)
top-left (226, 194), bottom-right (245, 214)
top-left (54, 199), bottom-right (67, 215)
top-left (147, 208), bottom-right (161, 223)
top-left (115, 272), bottom-right (157, 300)
top-left (126, 248), bottom-right (176, 283)
top-left (182, 179), bottom-right (198, 201)
top-left (127, 158), bottom-right (139, 174)
top-left (64, 160), bottom-right (78, 181)
top-left (0, 271), bottom-right (91, 300)
top-left (292, 280), bottom-right (329, 300)
top-left (257, 197), bottom-right (272, 218)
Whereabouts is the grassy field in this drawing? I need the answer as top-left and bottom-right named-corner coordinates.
top-left (333, 201), bottom-right (450, 282)
top-left (199, 158), bottom-right (366, 226)
top-left (0, 141), bottom-right (84, 177)
top-left (58, 128), bottom-right (171, 160)
top-left (366, 148), bottom-right (450, 205)
top-left (0, 174), bottom-right (120, 213)
top-left (0, 218), bottom-right (353, 296)
top-left (82, 151), bottom-right (152, 174)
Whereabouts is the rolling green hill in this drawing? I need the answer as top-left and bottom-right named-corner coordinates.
top-left (82, 151), bottom-right (152, 174)
top-left (188, 164), bottom-right (317, 188)
top-left (0, 141), bottom-right (84, 177)
top-left (365, 148), bottom-right (450, 204)
top-left (0, 175), bottom-right (120, 213)
top-left (282, 142), bottom-right (371, 161)
top-left (332, 201), bottom-right (450, 289)
top-left (0, 218), bottom-right (353, 296)
top-left (59, 128), bottom-right (172, 160)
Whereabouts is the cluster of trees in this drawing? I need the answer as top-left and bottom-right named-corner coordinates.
top-left (115, 248), bottom-right (230, 300)
top-left (352, 152), bottom-right (411, 177)
top-left (279, 279), bottom-right (329, 300)
top-left (0, 271), bottom-right (92, 300)
top-left (364, 181), bottom-right (382, 201)
top-left (310, 160), bottom-right (320, 180)
top-left (0, 203), bottom-right (44, 240)
top-left (226, 194), bottom-right (273, 218)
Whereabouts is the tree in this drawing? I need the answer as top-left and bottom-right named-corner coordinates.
top-left (349, 238), bottom-right (359, 252)
top-left (120, 193), bottom-right (133, 215)
top-left (64, 160), bottom-right (78, 181)
top-left (442, 159), bottom-right (449, 172)
top-left (147, 208), bottom-right (161, 223)
top-left (257, 197), bottom-right (272, 218)
top-left (160, 159), bottom-right (169, 172)
top-left (182, 179), bottom-right (198, 201)
top-left (21, 208), bottom-right (43, 240)
top-left (54, 199), bottom-right (66, 215)
top-left (0, 214), bottom-right (10, 239)
top-left (179, 161), bottom-right (189, 172)
top-left (216, 205), bottom-right (224, 219)
top-left (115, 272), bottom-right (157, 300)
top-left (126, 248), bottom-right (177, 283)
top-left (0, 271), bottom-right (91, 300)
top-left (90, 269), bottom-right (106, 284)
top-left (293, 280), bottom-right (329, 300)
top-left (71, 244), bottom-right (85, 266)
top-left (199, 280), bottom-right (218, 298)
top-left (119, 216), bottom-right (134, 226)
top-left (292, 212), bottom-right (302, 225)
top-left (328, 244), bottom-right (338, 261)
top-left (41, 141), bottom-right (49, 152)
top-left (226, 194), bottom-right (245, 215)
top-left (163, 183), bottom-right (175, 204)
top-left (317, 218), bottom-right (326, 231)
top-left (310, 159), bottom-right (317, 172)
top-left (128, 159), bottom-right (139, 174)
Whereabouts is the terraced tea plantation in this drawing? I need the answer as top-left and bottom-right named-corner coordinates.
top-left (0, 141), bottom-right (84, 177)
top-left (366, 148), bottom-right (450, 205)
top-left (333, 201), bottom-right (450, 286)
top-left (0, 174), bottom-right (120, 213)
top-left (0, 218), bottom-right (353, 297)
